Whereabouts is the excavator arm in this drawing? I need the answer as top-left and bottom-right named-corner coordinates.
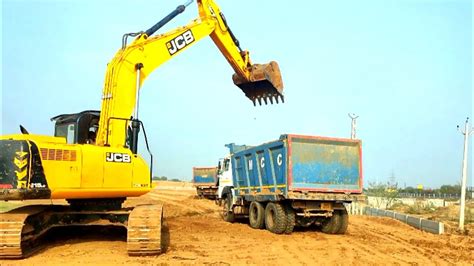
top-left (96, 0), bottom-right (284, 148)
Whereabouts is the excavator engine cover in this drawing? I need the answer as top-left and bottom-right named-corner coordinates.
top-left (232, 61), bottom-right (284, 105)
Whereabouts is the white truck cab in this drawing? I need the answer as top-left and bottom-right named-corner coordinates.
top-left (216, 157), bottom-right (234, 200)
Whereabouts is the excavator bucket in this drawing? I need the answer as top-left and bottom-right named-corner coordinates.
top-left (232, 61), bottom-right (284, 106)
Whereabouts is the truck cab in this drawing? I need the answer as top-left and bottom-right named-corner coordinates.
top-left (216, 143), bottom-right (254, 202)
top-left (216, 156), bottom-right (234, 201)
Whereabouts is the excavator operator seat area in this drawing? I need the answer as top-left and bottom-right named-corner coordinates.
top-left (51, 110), bottom-right (100, 145)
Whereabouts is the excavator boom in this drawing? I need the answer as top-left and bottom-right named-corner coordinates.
top-left (97, 0), bottom-right (284, 147)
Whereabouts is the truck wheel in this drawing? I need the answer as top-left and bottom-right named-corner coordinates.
top-left (284, 205), bottom-right (295, 234)
top-left (264, 202), bottom-right (287, 234)
top-left (222, 194), bottom-right (235, 223)
top-left (336, 208), bottom-right (349, 234)
top-left (321, 211), bottom-right (342, 234)
top-left (249, 201), bottom-right (265, 229)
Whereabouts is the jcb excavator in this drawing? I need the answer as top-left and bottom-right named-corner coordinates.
top-left (0, 0), bottom-right (283, 258)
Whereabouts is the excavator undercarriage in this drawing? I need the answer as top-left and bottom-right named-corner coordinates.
top-left (0, 199), bottom-right (163, 259)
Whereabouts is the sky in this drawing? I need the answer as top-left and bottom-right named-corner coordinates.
top-left (1, 0), bottom-right (472, 188)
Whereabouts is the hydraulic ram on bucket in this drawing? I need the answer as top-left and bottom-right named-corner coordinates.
top-left (214, 7), bottom-right (284, 106)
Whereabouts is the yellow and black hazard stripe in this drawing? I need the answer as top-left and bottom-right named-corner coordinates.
top-left (14, 150), bottom-right (29, 189)
top-left (0, 139), bottom-right (30, 189)
top-left (0, 139), bottom-right (50, 200)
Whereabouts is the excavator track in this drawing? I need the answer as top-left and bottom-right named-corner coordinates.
top-left (0, 201), bottom-right (166, 259)
top-left (127, 204), bottom-right (163, 256)
top-left (0, 205), bottom-right (49, 259)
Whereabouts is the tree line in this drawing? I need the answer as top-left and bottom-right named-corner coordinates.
top-left (365, 181), bottom-right (467, 196)
top-left (152, 176), bottom-right (183, 182)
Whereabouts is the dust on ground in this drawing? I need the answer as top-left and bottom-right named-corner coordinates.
top-left (1, 181), bottom-right (473, 265)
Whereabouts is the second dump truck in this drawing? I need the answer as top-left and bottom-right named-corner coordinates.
top-left (217, 134), bottom-right (365, 234)
top-left (192, 167), bottom-right (218, 199)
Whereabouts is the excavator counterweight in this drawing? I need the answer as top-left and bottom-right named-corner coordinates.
top-left (232, 61), bottom-right (284, 105)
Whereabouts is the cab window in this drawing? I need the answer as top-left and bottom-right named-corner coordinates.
top-left (224, 159), bottom-right (230, 171)
top-left (55, 123), bottom-right (76, 144)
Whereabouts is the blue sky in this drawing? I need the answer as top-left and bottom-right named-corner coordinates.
top-left (1, 0), bottom-right (472, 188)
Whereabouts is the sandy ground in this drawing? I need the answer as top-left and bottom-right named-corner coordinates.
top-left (1, 183), bottom-right (473, 265)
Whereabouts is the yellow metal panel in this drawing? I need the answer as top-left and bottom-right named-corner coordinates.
top-left (132, 155), bottom-right (152, 189)
top-left (80, 145), bottom-right (105, 188)
top-left (40, 143), bottom-right (81, 189)
top-left (51, 188), bottom-right (149, 199)
top-left (103, 148), bottom-right (133, 188)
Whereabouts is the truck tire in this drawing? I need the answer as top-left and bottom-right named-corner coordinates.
top-left (335, 208), bottom-right (349, 234)
top-left (284, 205), bottom-right (296, 234)
top-left (249, 201), bottom-right (265, 229)
top-left (264, 202), bottom-right (287, 234)
top-left (222, 194), bottom-right (235, 223)
top-left (321, 211), bottom-right (342, 234)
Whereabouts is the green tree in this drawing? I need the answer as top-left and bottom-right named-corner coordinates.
top-left (367, 180), bottom-right (399, 209)
top-left (437, 184), bottom-right (461, 195)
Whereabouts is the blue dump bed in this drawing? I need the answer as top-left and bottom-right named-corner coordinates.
top-left (229, 134), bottom-right (363, 200)
top-left (192, 167), bottom-right (218, 186)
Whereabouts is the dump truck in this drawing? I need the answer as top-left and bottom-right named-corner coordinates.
top-left (192, 167), bottom-right (218, 199)
top-left (216, 134), bottom-right (365, 234)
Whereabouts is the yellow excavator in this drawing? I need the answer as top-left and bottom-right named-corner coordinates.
top-left (0, 0), bottom-right (283, 258)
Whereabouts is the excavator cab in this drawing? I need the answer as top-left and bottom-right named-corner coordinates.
top-left (51, 110), bottom-right (100, 145)
top-left (232, 61), bottom-right (284, 106)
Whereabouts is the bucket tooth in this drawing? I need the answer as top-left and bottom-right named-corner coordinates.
top-left (263, 97), bottom-right (268, 105)
top-left (269, 96), bottom-right (274, 104)
top-left (257, 97), bottom-right (262, 106)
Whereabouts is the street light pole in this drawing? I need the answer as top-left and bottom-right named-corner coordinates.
top-left (348, 113), bottom-right (359, 140)
top-left (457, 117), bottom-right (473, 232)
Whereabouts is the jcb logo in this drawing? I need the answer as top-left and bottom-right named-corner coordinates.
top-left (166, 30), bottom-right (194, 55)
top-left (106, 153), bottom-right (131, 163)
